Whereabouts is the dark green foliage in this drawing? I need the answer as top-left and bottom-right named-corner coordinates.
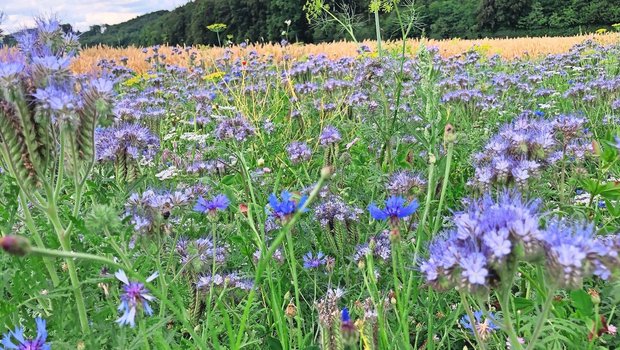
top-left (66, 0), bottom-right (620, 47)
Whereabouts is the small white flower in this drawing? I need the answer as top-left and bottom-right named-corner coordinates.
top-left (156, 166), bottom-right (178, 180)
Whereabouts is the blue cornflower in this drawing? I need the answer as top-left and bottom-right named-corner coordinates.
top-left (1, 317), bottom-right (50, 350)
top-left (115, 270), bottom-right (158, 328)
top-left (460, 311), bottom-right (500, 340)
top-left (268, 190), bottom-right (308, 221)
top-left (614, 136), bottom-right (620, 152)
top-left (368, 196), bottom-right (419, 222)
top-left (341, 307), bottom-right (350, 322)
top-left (194, 194), bottom-right (230, 215)
top-left (303, 251), bottom-right (326, 269)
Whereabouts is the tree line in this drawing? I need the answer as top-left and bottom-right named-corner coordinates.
top-left (5, 0), bottom-right (620, 47)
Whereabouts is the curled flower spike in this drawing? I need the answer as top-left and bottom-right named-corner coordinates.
top-left (368, 196), bottom-right (419, 222)
top-left (194, 194), bottom-right (230, 214)
top-left (268, 190), bottom-right (308, 221)
top-left (1, 317), bottom-right (50, 350)
top-left (115, 270), bottom-right (158, 328)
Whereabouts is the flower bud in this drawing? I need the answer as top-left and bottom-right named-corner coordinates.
top-left (321, 166), bottom-right (334, 179)
top-left (588, 288), bottom-right (601, 305)
top-left (285, 302), bottom-right (297, 318)
top-left (429, 153), bottom-right (436, 165)
top-left (591, 140), bottom-right (601, 156)
top-left (444, 123), bottom-right (456, 143)
top-left (0, 235), bottom-right (31, 256)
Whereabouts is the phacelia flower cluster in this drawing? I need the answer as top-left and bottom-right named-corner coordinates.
top-left (319, 125), bottom-right (342, 146)
top-left (196, 272), bottom-right (253, 291)
top-left (419, 191), bottom-right (543, 292)
top-left (176, 237), bottom-right (229, 270)
top-left (124, 187), bottom-right (202, 235)
top-left (95, 123), bottom-right (160, 163)
top-left (470, 113), bottom-right (590, 191)
top-left (353, 230), bottom-right (392, 263)
top-left (420, 191), bottom-right (620, 292)
top-left (214, 115), bottom-right (255, 142)
top-left (313, 194), bottom-right (363, 229)
top-left (287, 141), bottom-right (312, 164)
top-left (385, 170), bottom-right (427, 196)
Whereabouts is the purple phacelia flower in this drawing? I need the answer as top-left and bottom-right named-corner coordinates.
top-left (386, 170), bottom-right (426, 195)
top-left (287, 141), bottom-right (312, 164)
top-left (313, 194), bottom-right (363, 229)
top-left (353, 230), bottom-right (391, 262)
top-left (95, 123), bottom-right (160, 162)
top-left (196, 272), bottom-right (253, 291)
top-left (319, 125), bottom-right (341, 146)
top-left (214, 115), bottom-right (255, 142)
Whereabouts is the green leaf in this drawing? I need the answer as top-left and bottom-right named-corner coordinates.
top-left (265, 337), bottom-right (283, 350)
top-left (570, 289), bottom-right (594, 317)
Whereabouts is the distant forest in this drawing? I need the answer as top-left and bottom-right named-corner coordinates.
top-left (5, 0), bottom-right (620, 47)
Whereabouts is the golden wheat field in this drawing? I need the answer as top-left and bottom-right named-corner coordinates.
top-left (69, 33), bottom-right (620, 73)
top-left (2, 33), bottom-right (618, 73)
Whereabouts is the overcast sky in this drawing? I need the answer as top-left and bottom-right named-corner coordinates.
top-left (1, 0), bottom-right (188, 33)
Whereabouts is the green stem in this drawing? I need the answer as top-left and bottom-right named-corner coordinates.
top-left (104, 228), bottom-right (132, 269)
top-left (413, 157), bottom-right (436, 262)
top-left (559, 145), bottom-right (567, 205)
top-left (374, 10), bottom-right (382, 57)
top-left (460, 293), bottom-right (487, 350)
top-left (363, 254), bottom-right (389, 348)
top-left (47, 202), bottom-right (90, 334)
top-left (498, 288), bottom-right (524, 350)
top-left (524, 290), bottom-right (555, 350)
top-left (235, 171), bottom-right (329, 349)
top-left (285, 229), bottom-right (304, 348)
top-left (432, 142), bottom-right (454, 235)
top-left (391, 240), bottom-right (409, 346)
top-left (19, 193), bottom-right (60, 287)
top-left (27, 246), bottom-right (207, 350)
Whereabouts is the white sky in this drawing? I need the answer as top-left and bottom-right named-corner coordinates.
top-left (1, 0), bottom-right (188, 33)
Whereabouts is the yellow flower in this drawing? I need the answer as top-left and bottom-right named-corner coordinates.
top-left (595, 28), bottom-right (608, 34)
top-left (122, 73), bottom-right (157, 87)
top-left (202, 71), bottom-right (225, 82)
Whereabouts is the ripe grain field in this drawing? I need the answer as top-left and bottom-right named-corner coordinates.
top-left (71, 33), bottom-right (620, 73)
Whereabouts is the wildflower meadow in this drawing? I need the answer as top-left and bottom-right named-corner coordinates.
top-left (1, 13), bottom-right (620, 350)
